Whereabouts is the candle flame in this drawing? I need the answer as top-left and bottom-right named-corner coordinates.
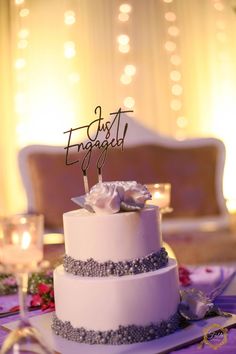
top-left (21, 231), bottom-right (31, 249)
top-left (154, 191), bottom-right (162, 199)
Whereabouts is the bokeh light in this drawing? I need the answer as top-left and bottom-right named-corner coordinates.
top-left (167, 26), bottom-right (180, 37)
top-left (18, 29), bottom-right (29, 39)
top-left (117, 34), bottom-right (130, 45)
top-left (15, 58), bottom-right (26, 70)
top-left (64, 41), bottom-right (76, 58)
top-left (170, 99), bottom-right (182, 111)
top-left (164, 41), bottom-right (176, 52)
top-left (118, 13), bottom-right (129, 22)
top-left (64, 11), bottom-right (76, 25)
top-left (164, 12), bottom-right (176, 22)
top-left (19, 8), bottom-right (30, 17)
top-left (171, 84), bottom-right (183, 96)
top-left (118, 43), bottom-right (130, 53)
top-left (119, 3), bottom-right (132, 13)
top-left (170, 54), bottom-right (182, 66)
top-left (124, 64), bottom-right (136, 76)
top-left (120, 74), bottom-right (132, 85)
top-left (124, 96), bottom-right (135, 108)
top-left (170, 70), bottom-right (181, 81)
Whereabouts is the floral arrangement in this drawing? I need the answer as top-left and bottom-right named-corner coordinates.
top-left (178, 266), bottom-right (192, 287)
top-left (0, 271), bottom-right (54, 311)
top-left (0, 274), bottom-right (18, 295)
top-left (30, 282), bottom-right (55, 311)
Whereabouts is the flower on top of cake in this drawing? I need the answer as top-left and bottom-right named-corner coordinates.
top-left (72, 181), bottom-right (152, 214)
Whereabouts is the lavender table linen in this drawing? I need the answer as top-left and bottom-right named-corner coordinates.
top-left (0, 266), bottom-right (235, 352)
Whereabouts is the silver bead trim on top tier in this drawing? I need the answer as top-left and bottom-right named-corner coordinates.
top-left (52, 312), bottom-right (182, 345)
top-left (63, 247), bottom-right (168, 277)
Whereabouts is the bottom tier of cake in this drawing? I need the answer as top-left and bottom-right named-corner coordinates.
top-left (52, 259), bottom-right (181, 344)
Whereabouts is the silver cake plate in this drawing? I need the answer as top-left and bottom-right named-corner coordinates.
top-left (2, 312), bottom-right (236, 354)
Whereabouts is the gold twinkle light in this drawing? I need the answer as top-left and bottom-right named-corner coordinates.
top-left (64, 10), bottom-right (76, 25)
top-left (124, 64), bottom-right (136, 76)
top-left (120, 73), bottom-right (132, 85)
top-left (124, 96), bottom-right (135, 108)
top-left (119, 3), bottom-right (132, 13)
top-left (64, 41), bottom-right (76, 58)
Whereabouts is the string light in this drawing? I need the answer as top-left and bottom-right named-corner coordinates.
top-left (117, 3), bottom-right (135, 111)
top-left (120, 74), bottom-right (132, 85)
top-left (18, 28), bottom-right (29, 39)
top-left (163, 0), bottom-right (185, 138)
top-left (167, 26), bottom-right (179, 36)
top-left (171, 83), bottom-right (183, 95)
top-left (119, 3), bottom-right (132, 13)
top-left (213, 1), bottom-right (224, 11)
top-left (124, 96), bottom-right (135, 109)
top-left (164, 40), bottom-right (176, 52)
top-left (15, 0), bottom-right (24, 4)
top-left (124, 64), bottom-right (136, 76)
top-left (64, 41), bottom-right (76, 58)
top-left (64, 10), bottom-right (76, 25)
top-left (118, 13), bottom-right (129, 22)
top-left (170, 98), bottom-right (182, 111)
top-left (14, 0), bottom-right (30, 146)
top-left (19, 8), bottom-right (30, 17)
top-left (118, 43), bottom-right (130, 53)
top-left (170, 54), bottom-right (181, 65)
top-left (170, 70), bottom-right (181, 81)
top-left (15, 58), bottom-right (26, 69)
top-left (63, 9), bottom-right (80, 90)
top-left (164, 12), bottom-right (176, 22)
top-left (117, 34), bottom-right (130, 45)
top-left (176, 116), bottom-right (188, 128)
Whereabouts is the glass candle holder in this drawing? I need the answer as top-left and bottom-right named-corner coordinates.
top-left (146, 183), bottom-right (172, 213)
top-left (0, 213), bottom-right (53, 354)
top-left (0, 213), bottom-right (44, 273)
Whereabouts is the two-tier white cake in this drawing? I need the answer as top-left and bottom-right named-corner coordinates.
top-left (52, 182), bottom-right (180, 345)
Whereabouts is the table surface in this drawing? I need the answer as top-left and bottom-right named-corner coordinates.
top-left (0, 269), bottom-right (235, 353)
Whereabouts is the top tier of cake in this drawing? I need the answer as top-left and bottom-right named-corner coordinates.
top-left (63, 205), bottom-right (162, 262)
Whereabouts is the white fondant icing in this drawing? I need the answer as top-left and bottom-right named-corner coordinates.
top-left (63, 206), bottom-right (162, 262)
top-left (54, 259), bottom-right (179, 331)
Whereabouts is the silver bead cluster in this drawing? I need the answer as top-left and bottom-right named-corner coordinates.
top-left (63, 247), bottom-right (168, 277)
top-left (52, 312), bottom-right (181, 345)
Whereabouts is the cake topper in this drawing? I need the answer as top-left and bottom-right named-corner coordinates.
top-left (64, 106), bottom-right (131, 193)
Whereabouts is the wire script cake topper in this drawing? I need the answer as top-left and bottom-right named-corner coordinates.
top-left (64, 106), bottom-right (132, 193)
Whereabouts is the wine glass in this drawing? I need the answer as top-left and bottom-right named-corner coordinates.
top-left (0, 213), bottom-right (53, 354)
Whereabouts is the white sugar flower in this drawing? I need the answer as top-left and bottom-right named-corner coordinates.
top-left (84, 182), bottom-right (122, 214)
top-left (72, 181), bottom-right (152, 214)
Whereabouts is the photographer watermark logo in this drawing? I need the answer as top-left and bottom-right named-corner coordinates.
top-left (198, 323), bottom-right (228, 350)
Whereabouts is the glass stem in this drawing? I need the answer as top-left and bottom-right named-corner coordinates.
top-left (17, 272), bottom-right (29, 324)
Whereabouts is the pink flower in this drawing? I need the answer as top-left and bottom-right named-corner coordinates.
top-left (30, 293), bottom-right (42, 307)
top-left (38, 283), bottom-right (51, 295)
top-left (179, 266), bottom-right (192, 287)
top-left (30, 281), bottom-right (54, 312)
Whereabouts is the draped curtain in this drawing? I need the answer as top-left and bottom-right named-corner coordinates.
top-left (0, 0), bottom-right (236, 215)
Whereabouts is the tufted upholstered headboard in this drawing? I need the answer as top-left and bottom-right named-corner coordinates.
top-left (18, 117), bottom-right (229, 233)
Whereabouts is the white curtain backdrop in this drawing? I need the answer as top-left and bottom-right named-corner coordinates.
top-left (0, 0), bottom-right (236, 214)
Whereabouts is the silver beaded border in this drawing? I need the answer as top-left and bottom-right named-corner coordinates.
top-left (52, 312), bottom-right (182, 345)
top-left (63, 247), bottom-right (168, 277)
